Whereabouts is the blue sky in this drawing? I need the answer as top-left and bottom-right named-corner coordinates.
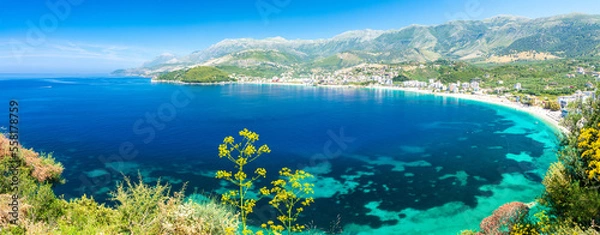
top-left (0, 0), bottom-right (599, 73)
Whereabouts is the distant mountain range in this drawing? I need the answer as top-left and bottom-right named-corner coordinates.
top-left (114, 13), bottom-right (600, 77)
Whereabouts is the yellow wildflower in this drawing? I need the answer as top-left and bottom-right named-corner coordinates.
top-left (259, 187), bottom-right (271, 195)
top-left (279, 167), bottom-right (292, 176)
top-left (272, 179), bottom-right (286, 187)
top-left (236, 157), bottom-right (248, 166)
top-left (218, 144), bottom-right (230, 158)
top-left (215, 170), bottom-right (232, 179)
top-left (234, 171), bottom-right (247, 181)
top-left (258, 144), bottom-right (271, 154)
top-left (255, 168), bottom-right (267, 177)
top-left (244, 145), bottom-right (257, 156)
top-left (224, 136), bottom-right (234, 144)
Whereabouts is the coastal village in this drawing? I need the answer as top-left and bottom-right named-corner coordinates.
top-left (233, 63), bottom-right (600, 126)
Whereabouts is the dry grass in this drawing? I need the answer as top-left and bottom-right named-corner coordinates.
top-left (162, 200), bottom-right (239, 235)
top-left (0, 194), bottom-right (32, 227)
top-left (485, 51), bottom-right (559, 63)
top-left (0, 135), bottom-right (63, 182)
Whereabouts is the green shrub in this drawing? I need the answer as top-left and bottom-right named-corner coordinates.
top-left (551, 220), bottom-right (600, 235)
top-left (540, 162), bottom-right (571, 208)
top-left (22, 183), bottom-right (65, 223)
top-left (541, 164), bottom-right (600, 225)
top-left (543, 152), bottom-right (600, 225)
top-left (0, 154), bottom-right (34, 195)
top-left (110, 175), bottom-right (183, 234)
top-left (1, 135), bottom-right (243, 235)
top-left (0, 224), bottom-right (26, 235)
top-left (162, 200), bottom-right (239, 235)
top-left (56, 195), bottom-right (119, 234)
top-left (560, 182), bottom-right (600, 223)
top-left (109, 174), bottom-right (241, 235)
top-left (558, 146), bottom-right (590, 183)
top-left (544, 100), bottom-right (561, 111)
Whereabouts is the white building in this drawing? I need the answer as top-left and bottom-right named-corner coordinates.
top-left (403, 80), bottom-right (428, 88)
top-left (470, 82), bottom-right (480, 91)
top-left (461, 83), bottom-right (470, 90)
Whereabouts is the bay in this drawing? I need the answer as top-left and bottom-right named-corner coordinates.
top-left (0, 77), bottom-right (559, 234)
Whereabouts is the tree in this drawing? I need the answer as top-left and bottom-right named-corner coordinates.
top-left (545, 101), bottom-right (561, 111)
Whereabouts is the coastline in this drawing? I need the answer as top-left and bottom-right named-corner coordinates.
top-left (263, 82), bottom-right (569, 135)
top-left (366, 86), bottom-right (569, 135)
top-left (151, 79), bottom-right (235, 85)
top-left (157, 80), bottom-right (569, 135)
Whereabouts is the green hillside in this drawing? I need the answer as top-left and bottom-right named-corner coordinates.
top-left (308, 53), bottom-right (364, 70)
top-left (504, 17), bottom-right (600, 57)
top-left (216, 65), bottom-right (286, 78)
top-left (156, 66), bottom-right (233, 83)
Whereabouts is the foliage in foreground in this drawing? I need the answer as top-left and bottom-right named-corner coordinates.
top-left (216, 128), bottom-right (316, 235)
top-left (110, 175), bottom-right (239, 235)
top-left (0, 130), bottom-right (346, 235)
top-left (538, 114), bottom-right (600, 228)
top-left (0, 133), bottom-right (239, 235)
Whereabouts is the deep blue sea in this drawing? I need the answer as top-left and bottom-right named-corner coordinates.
top-left (0, 77), bottom-right (559, 234)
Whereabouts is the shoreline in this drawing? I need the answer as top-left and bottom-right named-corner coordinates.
top-left (151, 79), bottom-right (235, 85)
top-left (158, 80), bottom-right (569, 135)
top-left (364, 86), bottom-right (569, 135)
top-left (274, 83), bottom-right (568, 135)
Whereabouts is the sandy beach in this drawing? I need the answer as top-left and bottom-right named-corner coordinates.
top-left (361, 86), bottom-right (569, 135)
top-left (151, 79), bottom-right (236, 85)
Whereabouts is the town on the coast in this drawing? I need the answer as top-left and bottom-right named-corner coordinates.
top-left (230, 62), bottom-right (599, 127)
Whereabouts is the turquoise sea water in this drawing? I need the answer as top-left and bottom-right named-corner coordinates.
top-left (0, 77), bottom-right (559, 234)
